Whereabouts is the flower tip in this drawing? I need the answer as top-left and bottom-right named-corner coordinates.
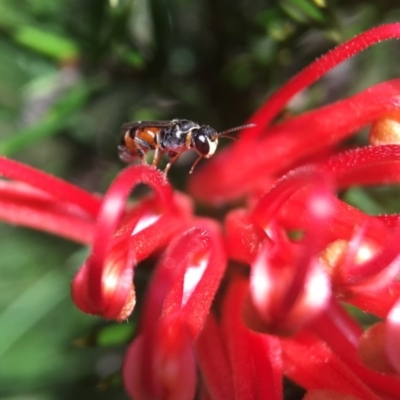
top-left (248, 244), bottom-right (331, 335)
top-left (113, 286), bottom-right (136, 321)
top-left (224, 209), bottom-right (268, 263)
top-left (385, 298), bottom-right (400, 375)
top-left (123, 323), bottom-right (197, 400)
top-left (71, 255), bottom-right (136, 321)
top-left (242, 291), bottom-right (282, 335)
top-left (369, 112), bottom-right (400, 145)
top-left (358, 322), bottom-right (396, 374)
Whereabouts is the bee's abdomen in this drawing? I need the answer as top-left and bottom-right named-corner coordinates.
top-left (133, 127), bottom-right (159, 149)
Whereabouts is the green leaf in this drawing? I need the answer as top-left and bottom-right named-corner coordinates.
top-left (342, 186), bottom-right (386, 215)
top-left (97, 323), bottom-right (136, 347)
top-left (12, 26), bottom-right (79, 60)
top-left (279, 0), bottom-right (326, 23)
top-left (0, 83), bottom-right (94, 156)
top-left (0, 268), bottom-right (69, 358)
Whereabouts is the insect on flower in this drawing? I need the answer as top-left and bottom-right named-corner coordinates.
top-left (118, 119), bottom-right (256, 174)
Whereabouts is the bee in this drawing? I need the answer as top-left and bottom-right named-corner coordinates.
top-left (118, 119), bottom-right (255, 175)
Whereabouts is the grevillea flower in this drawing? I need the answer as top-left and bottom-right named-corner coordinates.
top-left (3, 23), bottom-right (400, 399)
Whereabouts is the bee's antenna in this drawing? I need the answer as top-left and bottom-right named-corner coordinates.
top-left (218, 123), bottom-right (256, 136)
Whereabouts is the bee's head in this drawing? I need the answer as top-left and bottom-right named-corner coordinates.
top-left (191, 126), bottom-right (218, 158)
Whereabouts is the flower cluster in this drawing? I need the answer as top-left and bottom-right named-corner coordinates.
top-left (2, 24), bottom-right (400, 400)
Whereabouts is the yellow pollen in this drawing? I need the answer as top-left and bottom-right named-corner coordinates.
top-left (369, 112), bottom-right (400, 145)
top-left (320, 238), bottom-right (380, 276)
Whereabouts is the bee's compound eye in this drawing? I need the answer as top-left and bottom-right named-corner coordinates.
top-left (194, 134), bottom-right (210, 155)
top-left (193, 134), bottom-right (218, 156)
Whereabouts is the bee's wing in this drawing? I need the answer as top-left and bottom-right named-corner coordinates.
top-left (121, 120), bottom-right (174, 131)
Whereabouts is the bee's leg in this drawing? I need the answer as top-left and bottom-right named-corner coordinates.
top-left (189, 154), bottom-right (203, 174)
top-left (163, 152), bottom-right (181, 176)
top-left (133, 149), bottom-right (146, 165)
top-left (138, 149), bottom-right (147, 165)
top-left (131, 139), bottom-right (147, 165)
top-left (152, 146), bottom-right (161, 167)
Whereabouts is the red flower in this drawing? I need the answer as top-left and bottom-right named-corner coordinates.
top-left (2, 23), bottom-right (400, 399)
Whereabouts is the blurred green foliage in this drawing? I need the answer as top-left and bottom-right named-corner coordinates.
top-left (1, 1), bottom-right (400, 399)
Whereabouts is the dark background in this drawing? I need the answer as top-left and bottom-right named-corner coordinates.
top-left (0, 1), bottom-right (400, 399)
